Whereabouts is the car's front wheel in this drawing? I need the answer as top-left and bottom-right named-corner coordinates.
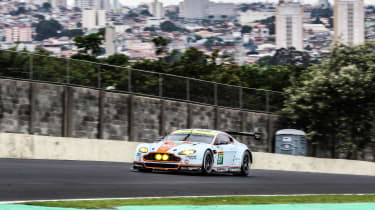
top-left (201, 150), bottom-right (214, 175)
top-left (238, 151), bottom-right (251, 176)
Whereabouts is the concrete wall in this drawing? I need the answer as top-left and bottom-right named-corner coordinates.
top-left (1, 133), bottom-right (374, 176)
top-left (0, 133), bottom-right (137, 163)
top-left (0, 78), bottom-right (278, 152)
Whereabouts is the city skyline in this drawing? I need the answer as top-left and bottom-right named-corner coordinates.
top-left (66, 0), bottom-right (375, 7)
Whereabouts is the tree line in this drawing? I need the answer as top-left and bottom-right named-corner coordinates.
top-left (1, 33), bottom-right (375, 160)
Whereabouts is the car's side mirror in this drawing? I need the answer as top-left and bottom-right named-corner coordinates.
top-left (156, 136), bottom-right (164, 141)
top-left (254, 133), bottom-right (261, 140)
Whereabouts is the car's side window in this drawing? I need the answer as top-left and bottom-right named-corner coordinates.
top-left (215, 135), bottom-right (230, 145)
top-left (228, 136), bottom-right (234, 144)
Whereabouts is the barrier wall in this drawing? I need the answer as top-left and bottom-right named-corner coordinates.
top-left (0, 78), bottom-right (279, 153)
top-left (1, 133), bottom-right (374, 176)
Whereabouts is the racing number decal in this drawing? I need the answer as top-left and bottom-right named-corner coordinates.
top-left (217, 151), bottom-right (224, 165)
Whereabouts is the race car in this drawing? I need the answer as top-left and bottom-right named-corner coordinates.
top-left (133, 129), bottom-right (258, 176)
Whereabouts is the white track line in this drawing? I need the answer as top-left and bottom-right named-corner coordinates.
top-left (1, 193), bottom-right (375, 204)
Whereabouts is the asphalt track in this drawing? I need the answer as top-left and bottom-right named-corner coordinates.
top-left (0, 158), bottom-right (375, 202)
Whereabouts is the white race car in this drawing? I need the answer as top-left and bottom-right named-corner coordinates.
top-left (133, 129), bottom-right (258, 176)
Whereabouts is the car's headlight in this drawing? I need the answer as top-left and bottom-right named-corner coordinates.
top-left (179, 149), bottom-right (196, 155)
top-left (139, 147), bottom-right (148, 153)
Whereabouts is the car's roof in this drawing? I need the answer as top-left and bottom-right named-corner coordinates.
top-left (171, 129), bottom-right (226, 136)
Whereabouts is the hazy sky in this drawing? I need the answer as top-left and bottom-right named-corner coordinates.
top-left (67, 0), bottom-right (375, 7)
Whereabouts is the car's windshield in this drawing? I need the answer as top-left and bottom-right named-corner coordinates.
top-left (163, 133), bottom-right (214, 144)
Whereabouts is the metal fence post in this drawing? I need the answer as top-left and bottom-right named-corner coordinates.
top-left (97, 64), bottom-right (101, 89)
top-left (214, 83), bottom-right (218, 106)
top-left (266, 91), bottom-right (270, 113)
top-left (186, 78), bottom-right (190, 101)
top-left (66, 58), bottom-right (70, 84)
top-left (239, 87), bottom-right (243, 109)
top-left (159, 73), bottom-right (163, 97)
top-left (128, 69), bottom-right (132, 93)
top-left (29, 54), bottom-right (33, 80)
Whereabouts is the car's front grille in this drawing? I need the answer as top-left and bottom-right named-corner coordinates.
top-left (145, 163), bottom-right (179, 169)
top-left (144, 153), bottom-right (181, 162)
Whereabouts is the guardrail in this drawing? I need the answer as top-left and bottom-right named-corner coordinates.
top-left (0, 49), bottom-right (285, 113)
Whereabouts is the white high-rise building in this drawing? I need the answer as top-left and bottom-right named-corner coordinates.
top-left (276, 0), bottom-right (304, 51)
top-left (111, 0), bottom-right (120, 11)
top-left (334, 0), bottom-right (365, 45)
top-left (183, 0), bottom-right (209, 19)
top-left (82, 9), bottom-right (106, 30)
top-left (75, 0), bottom-right (95, 9)
top-left (105, 25), bottom-right (116, 56)
top-left (96, 0), bottom-right (110, 11)
top-left (205, 2), bottom-right (236, 20)
top-left (149, 0), bottom-right (165, 18)
top-left (179, 2), bottom-right (185, 18)
top-left (48, 0), bottom-right (67, 8)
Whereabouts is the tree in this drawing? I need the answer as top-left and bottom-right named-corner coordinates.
top-left (165, 10), bottom-right (179, 21)
top-left (35, 19), bottom-right (63, 41)
top-left (312, 17), bottom-right (323, 24)
top-left (126, 11), bottom-right (138, 18)
top-left (311, 8), bottom-right (333, 18)
top-left (160, 21), bottom-right (181, 32)
top-left (152, 36), bottom-right (169, 55)
top-left (257, 48), bottom-right (313, 68)
top-left (10, 7), bottom-right (27, 16)
top-left (241, 25), bottom-right (253, 34)
top-left (73, 32), bottom-right (104, 56)
top-left (258, 16), bottom-right (275, 35)
top-left (104, 54), bottom-right (129, 66)
top-left (70, 53), bottom-right (98, 62)
top-left (163, 49), bottom-right (182, 64)
top-left (203, 37), bottom-right (224, 49)
top-left (42, 2), bottom-right (52, 12)
top-left (144, 26), bottom-right (156, 32)
top-left (58, 29), bottom-right (84, 38)
top-left (282, 42), bottom-right (375, 159)
top-left (34, 14), bottom-right (45, 20)
top-left (141, 10), bottom-right (152, 16)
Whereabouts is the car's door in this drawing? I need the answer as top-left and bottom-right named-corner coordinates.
top-left (214, 134), bottom-right (237, 167)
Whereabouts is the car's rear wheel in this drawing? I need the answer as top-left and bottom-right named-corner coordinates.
top-left (201, 150), bottom-right (214, 175)
top-left (239, 151), bottom-right (251, 176)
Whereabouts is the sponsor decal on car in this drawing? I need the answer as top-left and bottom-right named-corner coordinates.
top-left (187, 155), bottom-right (197, 160)
top-left (217, 151), bottom-right (224, 165)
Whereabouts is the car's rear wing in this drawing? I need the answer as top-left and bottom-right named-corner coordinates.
top-left (226, 131), bottom-right (262, 140)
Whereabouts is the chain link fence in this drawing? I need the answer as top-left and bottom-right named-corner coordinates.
top-left (0, 49), bottom-right (285, 113)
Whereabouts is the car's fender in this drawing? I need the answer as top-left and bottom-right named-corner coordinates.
top-left (232, 142), bottom-right (251, 166)
top-left (170, 143), bottom-right (215, 166)
top-left (134, 143), bottom-right (153, 162)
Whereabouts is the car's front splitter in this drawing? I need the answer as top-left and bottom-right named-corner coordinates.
top-left (133, 162), bottom-right (202, 171)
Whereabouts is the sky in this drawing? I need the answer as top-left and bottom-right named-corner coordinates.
top-left (66, 0), bottom-right (375, 7)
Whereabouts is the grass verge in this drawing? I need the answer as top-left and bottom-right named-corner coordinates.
top-left (24, 195), bottom-right (375, 209)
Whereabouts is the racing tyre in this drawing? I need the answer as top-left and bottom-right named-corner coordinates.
top-left (239, 151), bottom-right (251, 176)
top-left (201, 150), bottom-right (214, 175)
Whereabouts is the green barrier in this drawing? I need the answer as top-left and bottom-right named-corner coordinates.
top-left (1, 203), bottom-right (375, 210)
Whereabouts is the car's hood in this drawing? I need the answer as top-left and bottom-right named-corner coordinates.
top-left (149, 141), bottom-right (206, 153)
